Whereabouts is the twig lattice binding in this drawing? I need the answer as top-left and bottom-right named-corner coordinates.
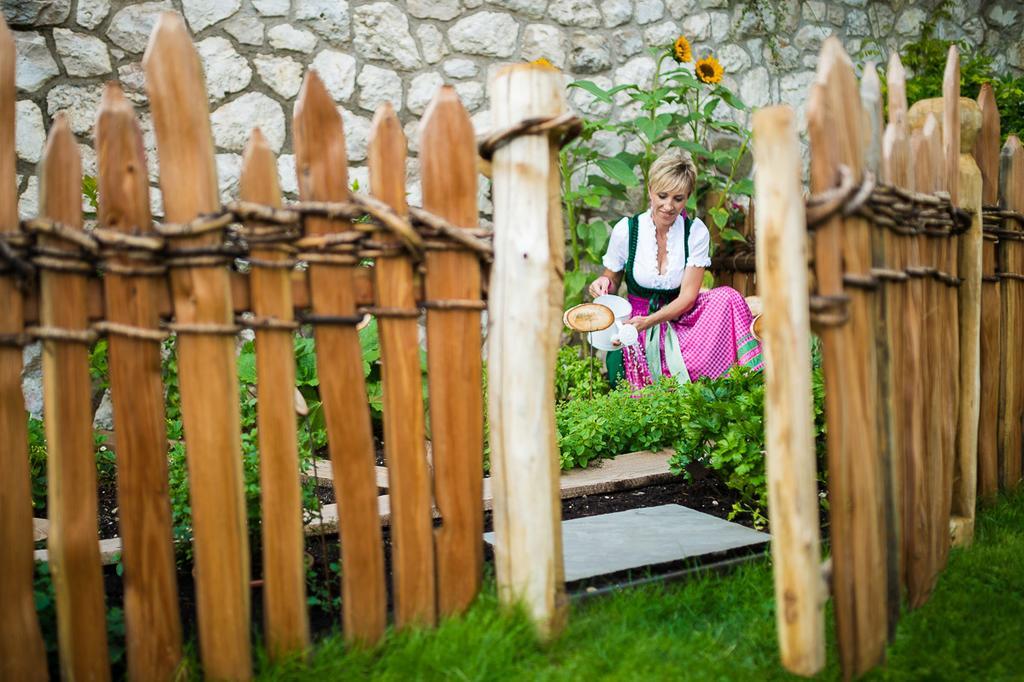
top-left (477, 111), bottom-right (583, 161)
top-left (0, 195), bottom-right (495, 345)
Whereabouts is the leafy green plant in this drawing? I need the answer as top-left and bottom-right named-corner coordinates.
top-left (669, 365), bottom-right (827, 526)
top-left (887, 1), bottom-right (1023, 140)
top-left (555, 358), bottom-right (827, 525)
top-left (27, 417), bottom-right (47, 511)
top-left (556, 378), bottom-right (690, 470)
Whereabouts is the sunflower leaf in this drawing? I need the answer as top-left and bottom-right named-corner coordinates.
top-left (568, 80), bottom-right (633, 104)
top-left (596, 157), bottom-right (640, 187)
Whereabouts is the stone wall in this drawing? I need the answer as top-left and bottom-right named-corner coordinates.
top-left (8, 0), bottom-right (1023, 223)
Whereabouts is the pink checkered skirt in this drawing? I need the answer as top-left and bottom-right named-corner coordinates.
top-left (622, 286), bottom-right (763, 389)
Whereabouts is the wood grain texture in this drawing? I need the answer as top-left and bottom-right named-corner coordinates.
top-left (753, 105), bottom-right (825, 677)
top-left (887, 54), bottom-right (908, 127)
top-left (420, 86), bottom-right (485, 617)
top-left (808, 38), bottom-right (888, 677)
top-left (940, 53), bottom-right (962, 565)
top-left (861, 65), bottom-right (901, 637)
top-left (884, 116), bottom-right (929, 610)
top-left (953, 106), bottom-right (983, 546)
top-left (240, 128), bottom-right (310, 658)
top-left (488, 63), bottom-right (568, 639)
top-left (975, 85), bottom-right (1000, 207)
top-left (904, 125), bottom-right (934, 609)
top-left (1001, 136), bottom-right (1024, 488)
top-left (884, 56), bottom-right (922, 604)
top-left (0, 16), bottom-right (48, 681)
top-left (95, 82), bottom-right (183, 681)
top-left (40, 115), bottom-right (111, 682)
top-left (975, 84), bottom-right (1001, 499)
top-left (143, 13), bottom-right (252, 678)
top-left (944, 48), bottom-right (961, 207)
top-left (293, 71), bottom-right (387, 644)
top-left (924, 115), bottom-right (950, 600)
top-left (368, 103), bottom-right (437, 628)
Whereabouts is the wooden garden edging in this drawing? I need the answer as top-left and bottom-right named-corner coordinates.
top-left (0, 11), bottom-right (564, 679)
top-left (758, 38), bottom-right (1020, 679)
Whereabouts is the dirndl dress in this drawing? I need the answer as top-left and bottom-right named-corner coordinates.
top-left (608, 213), bottom-right (763, 390)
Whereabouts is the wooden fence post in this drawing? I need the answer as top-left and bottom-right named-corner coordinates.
top-left (974, 84), bottom-right (1001, 499)
top-left (807, 38), bottom-right (888, 676)
top-left (911, 114), bottom-right (948, 597)
top-left (143, 14), bottom-right (252, 678)
top-left (753, 105), bottom-right (825, 677)
top-left (39, 114), bottom-right (111, 681)
top-left (368, 103), bottom-right (437, 628)
top-left (0, 17), bottom-right (48, 681)
top-left (950, 56), bottom-right (983, 548)
top-left (95, 82), bottom-right (183, 680)
top-left (240, 128), bottom-right (310, 658)
top-left (861, 64), bottom-right (901, 634)
top-left (420, 86), bottom-right (485, 617)
top-left (940, 49), bottom-right (965, 556)
top-left (489, 62), bottom-right (567, 639)
top-left (884, 55), bottom-right (931, 608)
top-left (293, 71), bottom-right (387, 644)
top-left (1001, 135), bottom-right (1024, 488)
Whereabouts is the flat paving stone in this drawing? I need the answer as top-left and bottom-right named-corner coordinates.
top-left (485, 503), bottom-right (770, 582)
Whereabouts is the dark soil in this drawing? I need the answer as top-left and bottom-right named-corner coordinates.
top-left (559, 470), bottom-right (745, 525)
top-left (52, 462), bottom-right (766, 679)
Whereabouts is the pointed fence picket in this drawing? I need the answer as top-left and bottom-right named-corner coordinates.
top-left (758, 38), bottom-right (1023, 680)
top-left (5, 12), bottom-right (1022, 682)
top-left (239, 128), bottom-right (310, 660)
top-left (368, 104), bottom-right (437, 629)
top-left (0, 10), bottom-right (506, 680)
top-left (95, 81), bottom-right (183, 680)
top-left (0, 19), bottom-right (48, 682)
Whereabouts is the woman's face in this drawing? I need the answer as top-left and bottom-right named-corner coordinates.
top-left (648, 183), bottom-right (689, 228)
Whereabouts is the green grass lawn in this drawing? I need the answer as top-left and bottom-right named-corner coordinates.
top-left (252, 492), bottom-right (1024, 681)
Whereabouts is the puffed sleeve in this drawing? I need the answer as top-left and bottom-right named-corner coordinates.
top-left (602, 216), bottom-right (629, 272)
top-left (686, 217), bottom-right (712, 268)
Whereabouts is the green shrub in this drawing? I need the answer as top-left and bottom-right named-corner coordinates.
top-left (556, 378), bottom-right (690, 469)
top-left (883, 1), bottom-right (1024, 141)
top-left (669, 365), bottom-right (827, 526)
top-left (555, 362), bottom-right (827, 524)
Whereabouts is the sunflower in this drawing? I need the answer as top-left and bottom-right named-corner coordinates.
top-left (695, 55), bottom-right (724, 84)
top-left (672, 35), bottom-right (692, 63)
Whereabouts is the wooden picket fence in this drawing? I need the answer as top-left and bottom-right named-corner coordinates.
top-left (0, 12), bottom-right (520, 680)
top-left (756, 38), bottom-right (1023, 678)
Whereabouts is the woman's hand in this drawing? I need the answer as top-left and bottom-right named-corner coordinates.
top-left (588, 275), bottom-right (611, 299)
top-left (627, 315), bottom-right (654, 332)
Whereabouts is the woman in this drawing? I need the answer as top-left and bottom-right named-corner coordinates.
top-left (588, 148), bottom-right (763, 389)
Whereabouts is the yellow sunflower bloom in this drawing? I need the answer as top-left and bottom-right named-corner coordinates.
top-left (672, 35), bottom-right (692, 63)
top-left (695, 55), bottom-right (724, 84)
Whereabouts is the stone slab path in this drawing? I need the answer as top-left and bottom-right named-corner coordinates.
top-left (483, 504), bottom-right (770, 583)
top-left (35, 449), bottom-right (678, 564)
top-left (303, 448), bottom-right (675, 535)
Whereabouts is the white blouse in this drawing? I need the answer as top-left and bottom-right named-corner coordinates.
top-left (602, 211), bottom-right (712, 289)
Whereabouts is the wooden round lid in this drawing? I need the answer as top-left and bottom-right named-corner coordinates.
top-left (563, 303), bottom-right (615, 332)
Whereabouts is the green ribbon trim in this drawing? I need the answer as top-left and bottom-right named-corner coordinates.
top-left (737, 337), bottom-right (759, 357)
top-left (644, 321), bottom-right (690, 385)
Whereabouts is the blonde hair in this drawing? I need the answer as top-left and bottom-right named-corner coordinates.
top-left (648, 148), bottom-right (697, 197)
